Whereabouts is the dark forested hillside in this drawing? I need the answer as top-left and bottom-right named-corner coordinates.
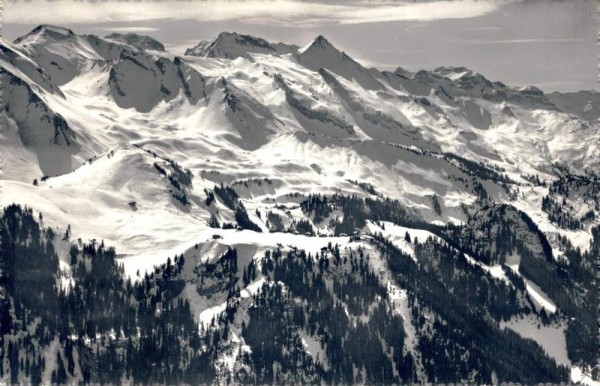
top-left (0, 205), bottom-right (215, 385)
top-left (2, 204), bottom-right (596, 384)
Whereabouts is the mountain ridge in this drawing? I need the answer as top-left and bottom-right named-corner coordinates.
top-left (105, 32), bottom-right (166, 52)
top-left (185, 31), bottom-right (299, 60)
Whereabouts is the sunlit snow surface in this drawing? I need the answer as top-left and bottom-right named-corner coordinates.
top-left (500, 315), bottom-right (569, 365)
top-left (2, 30), bottom-right (599, 267)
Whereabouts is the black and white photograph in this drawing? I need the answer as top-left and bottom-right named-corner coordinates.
top-left (0, 0), bottom-right (598, 384)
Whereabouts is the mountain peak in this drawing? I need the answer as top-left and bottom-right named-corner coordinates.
top-left (313, 35), bottom-right (330, 45)
top-left (185, 31), bottom-right (297, 60)
top-left (217, 31), bottom-right (273, 50)
top-left (296, 35), bottom-right (383, 90)
top-left (299, 34), bottom-right (338, 54)
top-left (14, 24), bottom-right (76, 44)
top-left (33, 24), bottom-right (75, 36)
top-left (105, 32), bottom-right (166, 52)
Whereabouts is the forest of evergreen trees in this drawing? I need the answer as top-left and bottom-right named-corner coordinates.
top-left (0, 199), bottom-right (596, 384)
top-left (370, 234), bottom-right (569, 384)
top-left (0, 205), bottom-right (216, 384)
top-left (439, 204), bottom-right (554, 266)
top-left (213, 184), bottom-right (262, 232)
top-left (541, 175), bottom-right (599, 230)
top-left (240, 246), bottom-right (413, 384)
top-left (300, 193), bottom-right (597, 374)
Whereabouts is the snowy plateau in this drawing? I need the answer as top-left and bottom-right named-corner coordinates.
top-left (0, 25), bottom-right (599, 385)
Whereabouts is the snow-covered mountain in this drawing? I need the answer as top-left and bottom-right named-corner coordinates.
top-left (185, 31), bottom-right (298, 60)
top-left (548, 90), bottom-right (600, 123)
top-left (1, 25), bottom-right (598, 385)
top-left (105, 32), bottom-right (166, 52)
top-left (296, 35), bottom-right (383, 90)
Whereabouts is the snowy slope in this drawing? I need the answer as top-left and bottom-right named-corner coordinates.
top-left (14, 25), bottom-right (105, 85)
top-left (0, 49), bottom-right (79, 176)
top-left (2, 25), bottom-right (599, 267)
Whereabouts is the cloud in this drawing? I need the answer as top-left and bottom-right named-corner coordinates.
top-left (335, 1), bottom-right (500, 24)
top-left (348, 54), bottom-right (400, 70)
top-left (454, 38), bottom-right (584, 45)
top-left (463, 26), bottom-right (503, 31)
top-left (165, 39), bottom-right (202, 55)
top-left (490, 38), bottom-right (583, 44)
top-left (91, 26), bottom-right (160, 33)
top-left (533, 80), bottom-right (587, 92)
top-left (4, 0), bottom-right (505, 27)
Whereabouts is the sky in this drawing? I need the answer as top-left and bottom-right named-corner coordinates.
top-left (2, 0), bottom-right (598, 92)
